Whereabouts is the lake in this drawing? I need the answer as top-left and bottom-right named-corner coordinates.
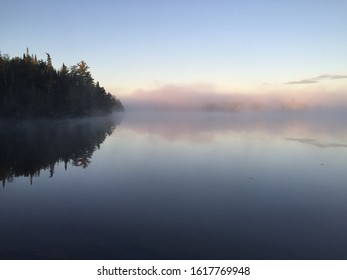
top-left (1, 111), bottom-right (347, 259)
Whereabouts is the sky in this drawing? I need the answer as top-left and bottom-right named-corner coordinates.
top-left (1, 0), bottom-right (347, 109)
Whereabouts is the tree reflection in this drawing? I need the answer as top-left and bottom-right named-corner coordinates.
top-left (72, 150), bottom-right (93, 169)
top-left (0, 115), bottom-right (121, 186)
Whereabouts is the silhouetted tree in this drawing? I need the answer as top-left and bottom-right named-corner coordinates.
top-left (46, 53), bottom-right (52, 70)
top-left (0, 50), bottom-right (124, 118)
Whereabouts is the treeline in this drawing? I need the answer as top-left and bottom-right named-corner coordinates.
top-left (0, 49), bottom-right (124, 118)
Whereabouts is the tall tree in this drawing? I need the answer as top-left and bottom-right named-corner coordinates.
top-left (46, 53), bottom-right (52, 70)
top-left (0, 50), bottom-right (124, 118)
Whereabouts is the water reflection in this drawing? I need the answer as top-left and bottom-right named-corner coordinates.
top-left (0, 115), bottom-right (122, 186)
top-left (121, 111), bottom-right (347, 144)
top-left (1, 111), bottom-right (347, 260)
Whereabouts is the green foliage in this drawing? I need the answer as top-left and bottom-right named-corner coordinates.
top-left (0, 50), bottom-right (124, 118)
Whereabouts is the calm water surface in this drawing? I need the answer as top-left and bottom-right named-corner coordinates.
top-left (1, 112), bottom-right (347, 259)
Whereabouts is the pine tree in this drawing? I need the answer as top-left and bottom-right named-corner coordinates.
top-left (0, 50), bottom-right (124, 117)
top-left (46, 53), bottom-right (52, 70)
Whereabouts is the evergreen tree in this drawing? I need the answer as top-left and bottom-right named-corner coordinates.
top-left (0, 50), bottom-right (124, 118)
top-left (46, 53), bottom-right (52, 70)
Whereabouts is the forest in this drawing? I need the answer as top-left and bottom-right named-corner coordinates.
top-left (0, 49), bottom-right (124, 118)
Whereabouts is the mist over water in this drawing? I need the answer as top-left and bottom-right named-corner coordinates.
top-left (1, 110), bottom-right (347, 259)
top-left (123, 84), bottom-right (347, 113)
top-left (121, 110), bottom-right (347, 145)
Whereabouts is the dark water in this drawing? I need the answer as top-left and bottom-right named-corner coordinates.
top-left (1, 112), bottom-right (347, 260)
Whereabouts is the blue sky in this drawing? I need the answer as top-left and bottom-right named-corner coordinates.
top-left (1, 0), bottom-right (346, 100)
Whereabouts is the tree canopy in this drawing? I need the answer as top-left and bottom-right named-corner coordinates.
top-left (0, 50), bottom-right (124, 118)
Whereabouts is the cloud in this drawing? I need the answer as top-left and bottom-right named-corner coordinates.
top-left (315, 74), bottom-right (347, 80)
top-left (284, 137), bottom-right (347, 148)
top-left (286, 74), bottom-right (347, 85)
top-left (285, 79), bottom-right (318, 85)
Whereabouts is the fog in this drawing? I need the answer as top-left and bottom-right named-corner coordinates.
top-left (120, 110), bottom-right (347, 145)
top-left (120, 82), bottom-right (347, 145)
top-left (123, 84), bottom-right (347, 112)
